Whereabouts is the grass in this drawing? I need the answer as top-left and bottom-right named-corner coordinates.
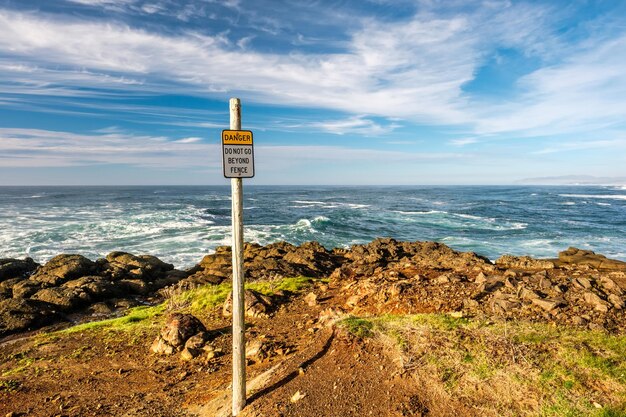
top-left (0, 379), bottom-right (21, 392)
top-left (172, 275), bottom-right (318, 315)
top-left (50, 276), bottom-right (318, 336)
top-left (340, 314), bottom-right (626, 417)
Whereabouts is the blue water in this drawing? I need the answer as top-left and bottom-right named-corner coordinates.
top-left (0, 186), bottom-right (625, 268)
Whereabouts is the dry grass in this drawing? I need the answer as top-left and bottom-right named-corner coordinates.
top-left (340, 314), bottom-right (626, 417)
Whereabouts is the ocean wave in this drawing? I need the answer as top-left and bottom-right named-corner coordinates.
top-left (559, 194), bottom-right (626, 200)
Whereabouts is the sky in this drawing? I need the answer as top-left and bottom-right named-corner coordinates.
top-left (0, 0), bottom-right (625, 185)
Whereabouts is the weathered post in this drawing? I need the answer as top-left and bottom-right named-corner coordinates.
top-left (229, 98), bottom-right (246, 416)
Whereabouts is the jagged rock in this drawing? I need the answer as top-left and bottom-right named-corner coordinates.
top-left (608, 294), bottom-right (624, 309)
top-left (599, 277), bottom-right (623, 295)
top-left (30, 254), bottom-right (96, 286)
top-left (518, 286), bottom-right (541, 301)
top-left (573, 277), bottom-right (593, 289)
top-left (0, 258), bottom-right (39, 281)
top-left (532, 298), bottom-right (565, 312)
top-left (223, 289), bottom-right (273, 318)
top-left (583, 292), bottom-right (610, 313)
top-left (495, 255), bottom-right (555, 270)
top-left (558, 248), bottom-right (626, 271)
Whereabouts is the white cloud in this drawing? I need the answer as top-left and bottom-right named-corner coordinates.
top-left (449, 137), bottom-right (478, 146)
top-left (0, 5), bottom-right (547, 126)
top-left (296, 116), bottom-right (400, 136)
top-left (0, 128), bottom-right (469, 170)
top-left (0, 3), bottom-right (623, 141)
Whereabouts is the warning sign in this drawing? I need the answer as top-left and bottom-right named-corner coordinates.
top-left (222, 130), bottom-right (254, 178)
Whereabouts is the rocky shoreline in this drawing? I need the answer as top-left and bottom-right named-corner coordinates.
top-left (1, 239), bottom-right (626, 338)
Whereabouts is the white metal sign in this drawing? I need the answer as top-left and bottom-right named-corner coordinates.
top-left (222, 130), bottom-right (254, 178)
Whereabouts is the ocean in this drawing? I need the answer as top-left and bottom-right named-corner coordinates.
top-left (1, 185), bottom-right (625, 269)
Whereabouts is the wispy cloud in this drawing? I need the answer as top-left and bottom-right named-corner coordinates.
top-left (0, 3), bottom-right (554, 128)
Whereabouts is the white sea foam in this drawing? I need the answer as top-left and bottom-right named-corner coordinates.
top-left (559, 194), bottom-right (626, 200)
top-left (596, 202), bottom-right (611, 206)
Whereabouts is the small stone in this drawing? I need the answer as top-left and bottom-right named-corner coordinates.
top-left (475, 272), bottom-right (487, 284)
top-left (572, 316), bottom-right (587, 326)
top-left (433, 274), bottom-right (450, 284)
top-left (304, 292), bottom-right (318, 307)
top-left (150, 336), bottom-right (174, 355)
top-left (184, 333), bottom-right (206, 350)
top-left (600, 277), bottom-right (623, 295)
top-left (290, 390), bottom-right (306, 403)
top-left (180, 347), bottom-right (201, 361)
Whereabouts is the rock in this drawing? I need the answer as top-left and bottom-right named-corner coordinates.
top-left (63, 276), bottom-right (121, 300)
top-left (491, 295), bottom-right (521, 313)
top-left (599, 277), bottom-right (623, 295)
top-left (150, 336), bottom-right (174, 355)
top-left (105, 252), bottom-right (174, 280)
top-left (246, 338), bottom-right (268, 362)
top-left (518, 287), bottom-right (541, 301)
top-left (572, 316), bottom-right (587, 326)
top-left (0, 257), bottom-right (39, 281)
top-left (495, 255), bottom-right (555, 270)
top-left (11, 280), bottom-right (42, 299)
top-left (223, 289), bottom-right (273, 318)
top-left (475, 272), bottom-right (487, 284)
top-left (118, 279), bottom-right (150, 295)
top-left (160, 313), bottom-right (206, 348)
top-left (304, 292), bottom-right (318, 307)
top-left (583, 292), bottom-right (610, 313)
top-left (0, 298), bottom-right (56, 337)
top-left (30, 254), bottom-right (96, 286)
top-left (608, 294), bottom-right (624, 309)
top-left (180, 347), bottom-right (202, 361)
top-left (31, 287), bottom-right (90, 311)
top-left (290, 390), bottom-right (306, 403)
top-left (184, 333), bottom-right (206, 350)
top-left (558, 248), bottom-right (626, 271)
top-left (531, 298), bottom-right (565, 312)
top-left (573, 277), bottom-right (593, 290)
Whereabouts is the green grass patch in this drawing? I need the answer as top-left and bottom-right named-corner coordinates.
top-left (340, 313), bottom-right (626, 417)
top-left (173, 275), bottom-right (318, 314)
top-left (0, 379), bottom-right (21, 392)
top-left (51, 276), bottom-right (318, 336)
top-left (59, 304), bottom-right (166, 335)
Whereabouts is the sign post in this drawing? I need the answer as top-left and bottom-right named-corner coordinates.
top-left (222, 98), bottom-right (253, 416)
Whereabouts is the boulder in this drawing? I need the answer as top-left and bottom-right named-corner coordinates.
top-left (558, 248), bottom-right (626, 271)
top-left (159, 313), bottom-right (206, 348)
top-left (223, 289), bottom-right (273, 318)
top-left (583, 292), bottom-right (610, 313)
top-left (0, 258), bottom-right (39, 281)
top-left (31, 287), bottom-right (90, 311)
top-left (30, 254), bottom-right (96, 286)
top-left (0, 298), bottom-right (56, 337)
top-left (105, 252), bottom-right (174, 280)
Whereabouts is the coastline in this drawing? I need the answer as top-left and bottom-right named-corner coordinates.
top-left (2, 238), bottom-right (625, 339)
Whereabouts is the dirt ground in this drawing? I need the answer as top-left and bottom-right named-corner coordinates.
top-left (0, 283), bottom-right (421, 417)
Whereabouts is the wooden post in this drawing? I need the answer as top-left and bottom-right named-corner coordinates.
top-left (230, 98), bottom-right (246, 416)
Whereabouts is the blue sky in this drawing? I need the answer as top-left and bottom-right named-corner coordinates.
top-left (0, 0), bottom-right (625, 185)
